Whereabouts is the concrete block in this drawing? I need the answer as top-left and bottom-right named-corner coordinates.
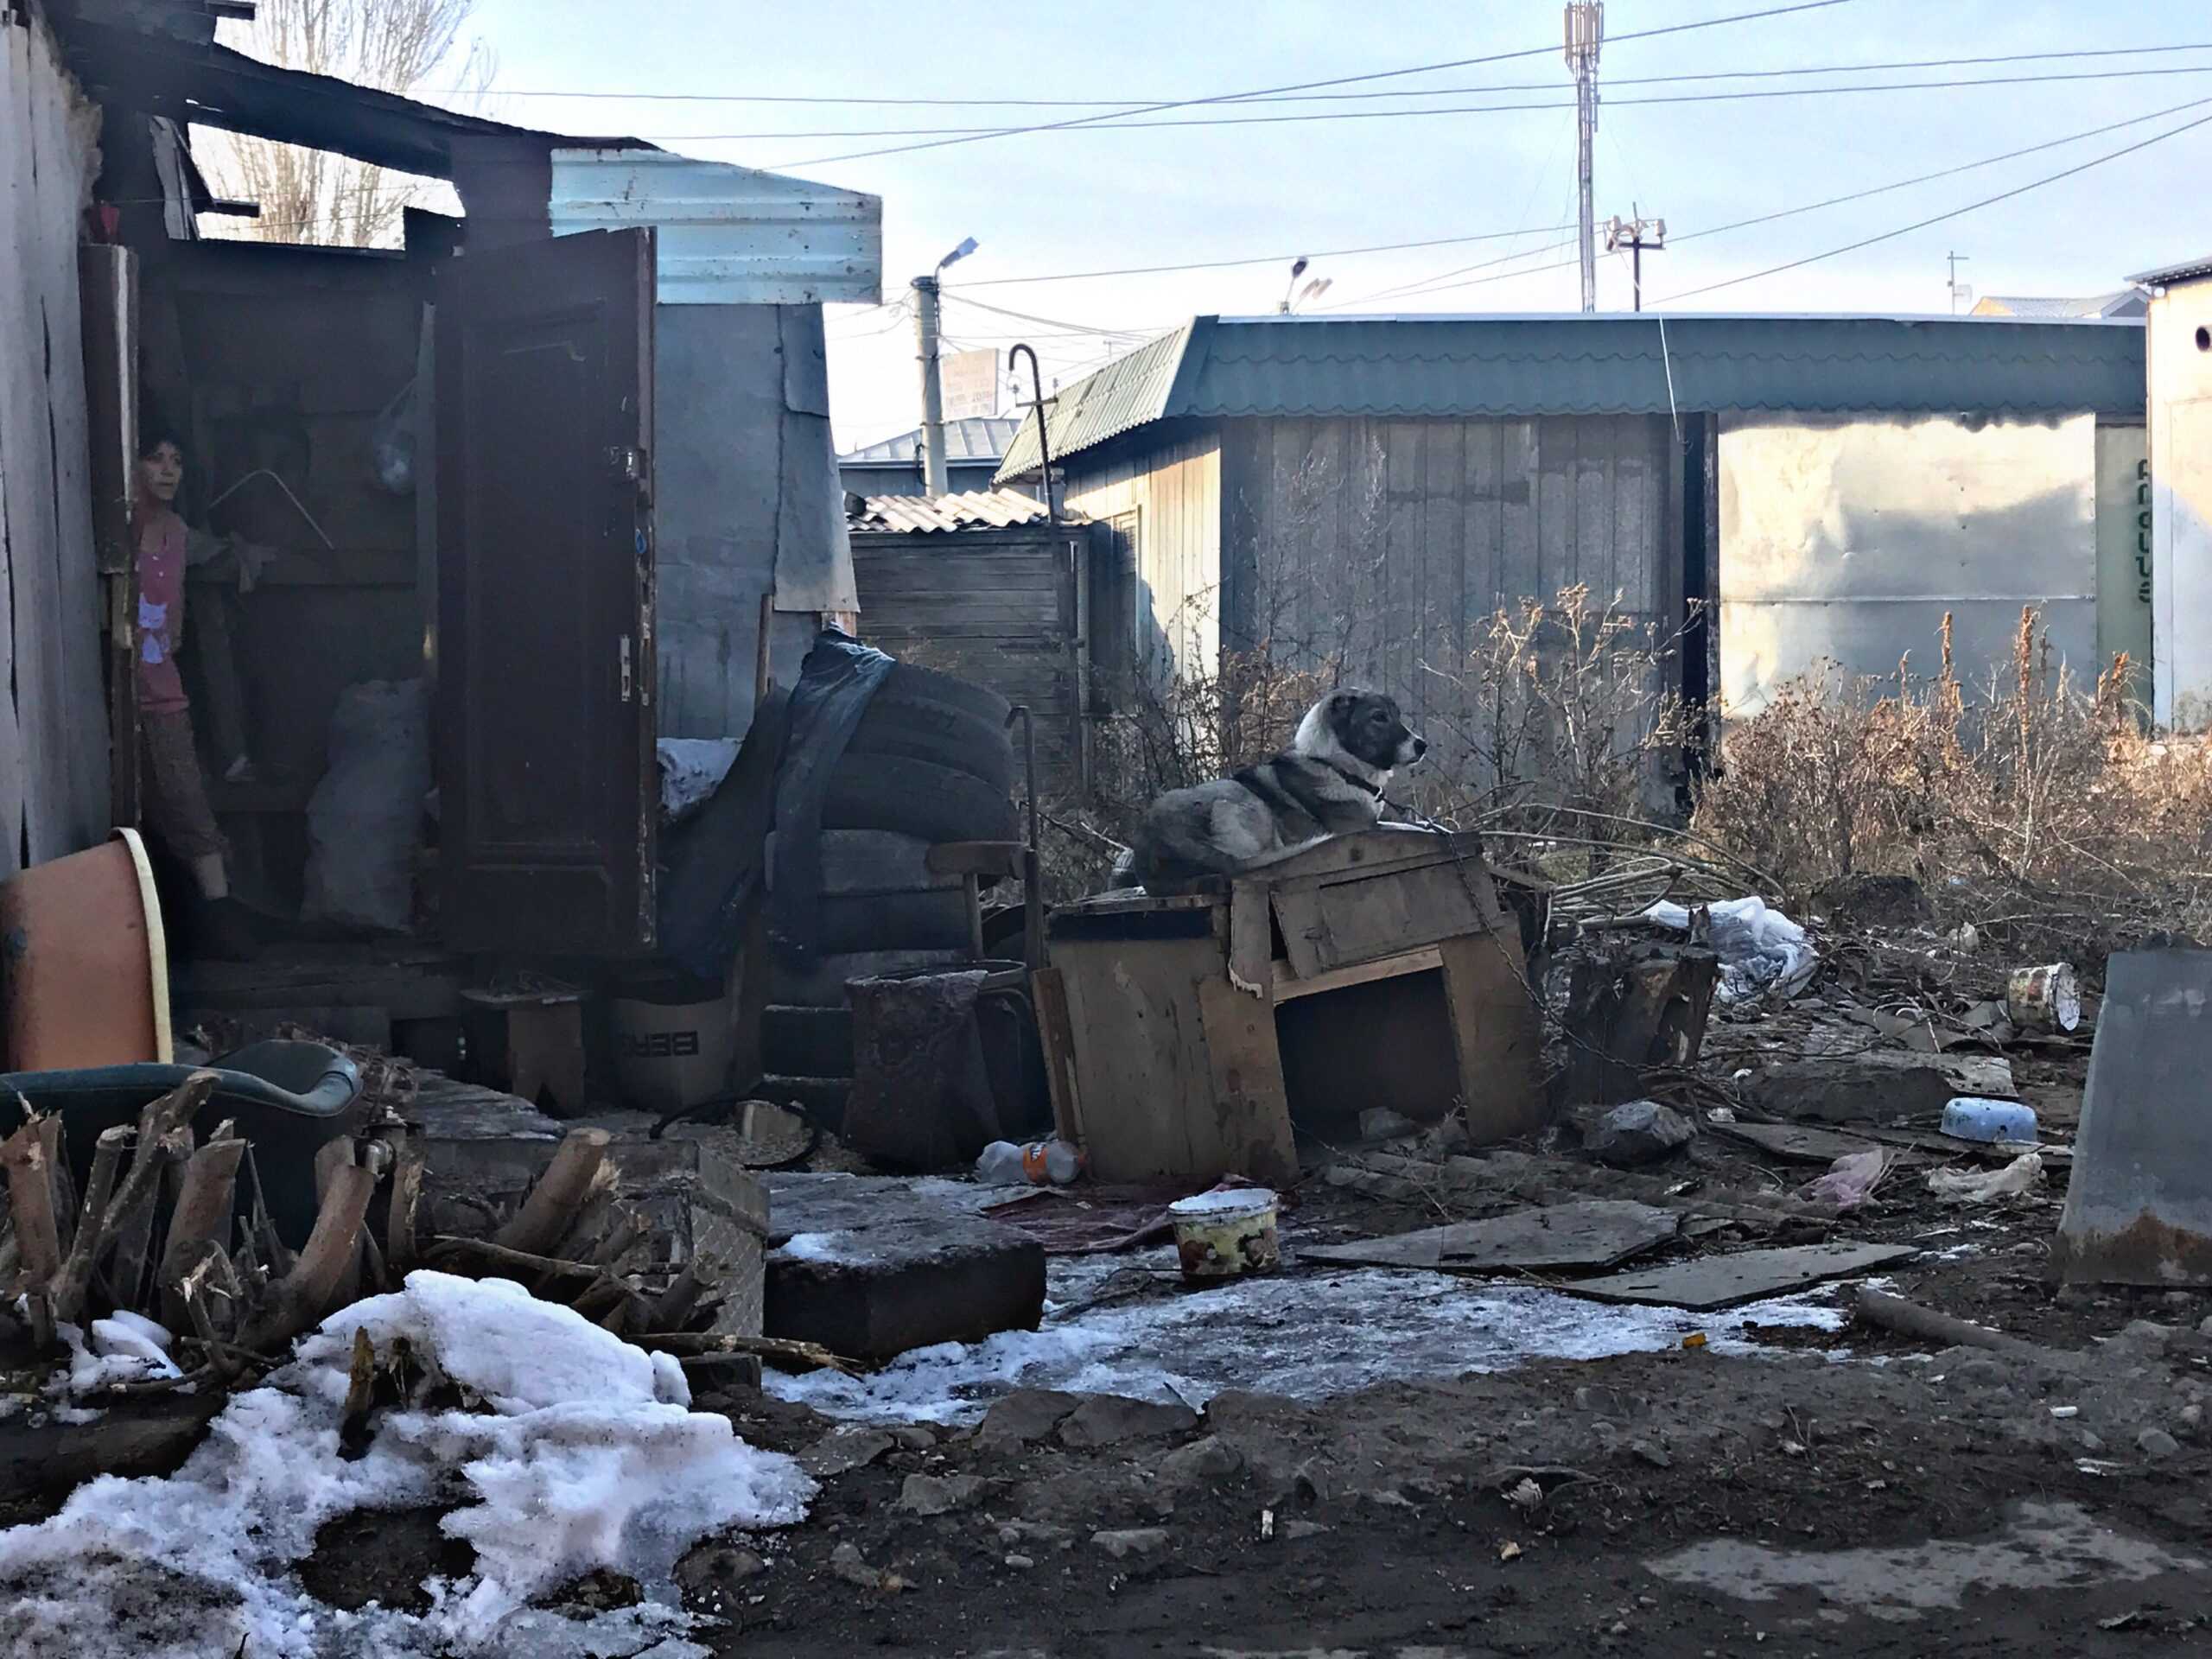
top-left (763, 1173), bottom-right (1046, 1363)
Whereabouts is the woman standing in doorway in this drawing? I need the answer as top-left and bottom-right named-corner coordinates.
top-left (133, 427), bottom-right (257, 959)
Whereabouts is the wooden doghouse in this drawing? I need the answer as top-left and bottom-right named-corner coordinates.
top-left (1034, 831), bottom-right (1549, 1188)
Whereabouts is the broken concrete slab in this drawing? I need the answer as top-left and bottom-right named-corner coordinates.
top-left (1056, 1395), bottom-right (1199, 1449)
top-left (764, 1173), bottom-right (1046, 1363)
top-left (1301, 1200), bottom-right (1680, 1275)
top-left (974, 1389), bottom-right (1083, 1449)
top-left (1154, 1435), bottom-right (1243, 1487)
top-left (1093, 1528), bottom-right (1170, 1560)
top-left (2056, 946), bottom-right (2212, 1287)
top-left (895, 1473), bottom-right (988, 1516)
top-left (1742, 1042), bottom-right (2015, 1125)
top-left (1563, 1241), bottom-right (1919, 1310)
top-left (1710, 1120), bottom-right (1898, 1166)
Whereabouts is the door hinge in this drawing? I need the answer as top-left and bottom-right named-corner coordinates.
top-left (619, 634), bottom-right (634, 702)
top-left (607, 444), bottom-right (645, 482)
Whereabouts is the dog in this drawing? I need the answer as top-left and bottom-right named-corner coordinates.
top-left (1111, 689), bottom-right (1427, 892)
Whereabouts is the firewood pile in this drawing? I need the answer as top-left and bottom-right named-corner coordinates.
top-left (0, 1082), bottom-right (836, 1401)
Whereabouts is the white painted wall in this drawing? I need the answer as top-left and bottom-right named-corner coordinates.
top-left (0, 11), bottom-right (110, 872)
top-left (2145, 278), bottom-right (2212, 727)
top-left (1719, 411), bottom-right (2098, 715)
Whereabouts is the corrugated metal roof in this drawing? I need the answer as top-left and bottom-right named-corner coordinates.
top-left (839, 417), bottom-right (1021, 465)
top-left (2131, 251), bottom-right (2212, 288)
top-left (995, 313), bottom-right (2145, 480)
top-left (998, 323), bottom-right (1197, 481)
top-left (847, 489), bottom-right (1071, 534)
top-left (549, 149), bottom-right (881, 304)
top-left (1970, 292), bottom-right (2145, 319)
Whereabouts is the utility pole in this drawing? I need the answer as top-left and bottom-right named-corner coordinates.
top-left (1566, 2), bottom-right (1604, 314)
top-left (1605, 207), bottom-right (1666, 311)
top-left (912, 237), bottom-right (979, 495)
top-left (1947, 250), bottom-right (1973, 315)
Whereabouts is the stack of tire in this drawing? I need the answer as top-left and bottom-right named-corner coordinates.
top-left (765, 664), bottom-right (1019, 1089)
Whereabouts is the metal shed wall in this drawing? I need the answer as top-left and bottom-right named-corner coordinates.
top-left (1, 14), bottom-right (110, 872)
top-left (1220, 414), bottom-right (1677, 731)
top-left (1719, 411), bottom-right (2099, 715)
top-left (1062, 426), bottom-right (1224, 689)
top-left (849, 524), bottom-right (1088, 791)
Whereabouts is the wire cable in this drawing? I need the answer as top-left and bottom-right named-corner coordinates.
top-left (771, 0), bottom-right (1865, 168)
top-left (1650, 102), bottom-right (2212, 303)
top-left (454, 42), bottom-right (2212, 107)
top-left (676, 63), bottom-right (2212, 146)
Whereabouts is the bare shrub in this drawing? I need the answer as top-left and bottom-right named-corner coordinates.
top-left (1694, 607), bottom-right (2212, 946)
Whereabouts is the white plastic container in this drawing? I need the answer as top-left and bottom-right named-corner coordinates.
top-left (1169, 1187), bottom-right (1281, 1281)
top-left (1942, 1096), bottom-right (2040, 1145)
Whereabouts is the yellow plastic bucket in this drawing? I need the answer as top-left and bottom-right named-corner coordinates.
top-left (1169, 1187), bottom-right (1281, 1281)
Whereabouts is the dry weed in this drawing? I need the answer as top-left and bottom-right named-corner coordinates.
top-left (1694, 607), bottom-right (2212, 949)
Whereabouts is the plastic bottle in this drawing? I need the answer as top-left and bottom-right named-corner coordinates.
top-left (975, 1138), bottom-right (1083, 1185)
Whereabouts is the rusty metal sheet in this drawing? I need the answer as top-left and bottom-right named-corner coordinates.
top-left (2056, 947), bottom-right (2212, 1286)
top-left (1562, 1241), bottom-right (1918, 1310)
top-left (1301, 1200), bottom-right (1678, 1275)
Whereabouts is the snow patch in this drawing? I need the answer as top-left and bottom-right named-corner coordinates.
top-left (774, 1250), bottom-right (1849, 1425)
top-left (0, 1271), bottom-right (811, 1658)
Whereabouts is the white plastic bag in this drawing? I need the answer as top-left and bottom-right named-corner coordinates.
top-left (1644, 895), bottom-right (1819, 1004)
top-left (302, 679), bottom-right (431, 931)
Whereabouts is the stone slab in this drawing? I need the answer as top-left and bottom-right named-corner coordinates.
top-left (1743, 1043), bottom-right (2015, 1125)
top-left (2056, 947), bottom-right (2212, 1286)
top-left (1561, 1240), bottom-right (1919, 1310)
top-left (764, 1173), bottom-right (1046, 1363)
top-left (1301, 1200), bottom-right (1680, 1275)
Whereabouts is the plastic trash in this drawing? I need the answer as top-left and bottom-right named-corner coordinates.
top-left (975, 1138), bottom-right (1082, 1185)
top-left (1928, 1151), bottom-right (2044, 1204)
top-left (1941, 1096), bottom-right (2040, 1144)
top-left (1643, 896), bottom-right (1818, 1004)
top-left (1800, 1148), bottom-right (1890, 1211)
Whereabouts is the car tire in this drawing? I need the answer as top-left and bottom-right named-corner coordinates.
top-left (819, 756), bottom-right (1017, 844)
top-left (846, 696), bottom-right (1015, 792)
top-left (817, 888), bottom-right (972, 955)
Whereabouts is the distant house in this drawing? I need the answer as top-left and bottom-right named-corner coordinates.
top-left (838, 417), bottom-right (1030, 498)
top-left (845, 490), bottom-right (1089, 789)
top-left (1971, 291), bottom-right (2148, 320)
top-left (2132, 251), bottom-right (2212, 725)
top-left (995, 313), bottom-right (2148, 757)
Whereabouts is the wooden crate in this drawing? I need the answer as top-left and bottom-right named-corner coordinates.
top-left (1039, 831), bottom-right (1548, 1187)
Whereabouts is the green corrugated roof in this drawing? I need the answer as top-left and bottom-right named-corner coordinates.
top-left (995, 313), bottom-right (2144, 481)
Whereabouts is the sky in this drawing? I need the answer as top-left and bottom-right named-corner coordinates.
top-left (452, 0), bottom-right (2212, 451)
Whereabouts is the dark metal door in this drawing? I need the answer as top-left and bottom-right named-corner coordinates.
top-left (435, 228), bottom-right (657, 954)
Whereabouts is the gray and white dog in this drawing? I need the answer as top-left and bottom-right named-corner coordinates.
top-left (1110, 688), bottom-right (1427, 892)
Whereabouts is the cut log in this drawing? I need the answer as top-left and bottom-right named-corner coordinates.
top-left (239, 1163), bottom-right (376, 1351)
top-left (1855, 1288), bottom-right (2091, 1374)
top-left (159, 1133), bottom-right (246, 1332)
top-left (49, 1125), bottom-right (133, 1328)
top-left (385, 1139), bottom-right (425, 1274)
top-left (493, 1128), bottom-right (612, 1255)
top-left (1, 1116), bottom-right (67, 1287)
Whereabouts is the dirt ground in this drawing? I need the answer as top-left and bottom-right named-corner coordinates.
top-left (299, 1035), bottom-right (2212, 1657)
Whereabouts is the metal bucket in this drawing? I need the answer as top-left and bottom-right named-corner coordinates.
top-left (2006, 963), bottom-right (2082, 1033)
top-left (1169, 1187), bottom-right (1281, 1281)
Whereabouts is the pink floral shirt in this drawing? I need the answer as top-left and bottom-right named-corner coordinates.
top-left (134, 507), bottom-right (190, 715)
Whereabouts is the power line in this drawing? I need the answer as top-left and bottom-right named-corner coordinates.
top-left (937, 291), bottom-right (1157, 337)
top-left (448, 42), bottom-right (2212, 106)
top-left (661, 63), bottom-right (2212, 144)
top-left (943, 223), bottom-right (1576, 289)
top-left (1650, 103), bottom-right (2212, 303)
top-left (1329, 92), bottom-right (2212, 307)
top-left (771, 0), bottom-right (1864, 167)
